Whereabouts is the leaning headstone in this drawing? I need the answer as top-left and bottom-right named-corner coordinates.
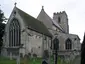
top-left (16, 55), bottom-right (20, 64)
top-left (10, 52), bottom-right (12, 60)
top-left (23, 54), bottom-right (28, 64)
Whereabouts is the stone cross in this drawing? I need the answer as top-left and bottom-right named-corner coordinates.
top-left (42, 6), bottom-right (44, 10)
top-left (14, 2), bottom-right (17, 7)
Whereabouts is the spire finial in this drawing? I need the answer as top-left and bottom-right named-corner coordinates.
top-left (14, 2), bottom-right (17, 7)
top-left (42, 6), bottom-right (44, 10)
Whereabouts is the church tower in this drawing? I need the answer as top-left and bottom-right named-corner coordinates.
top-left (53, 11), bottom-right (69, 33)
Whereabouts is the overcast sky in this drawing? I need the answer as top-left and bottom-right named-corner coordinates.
top-left (0, 0), bottom-right (85, 42)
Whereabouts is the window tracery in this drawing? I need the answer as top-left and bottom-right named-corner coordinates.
top-left (9, 19), bottom-right (21, 47)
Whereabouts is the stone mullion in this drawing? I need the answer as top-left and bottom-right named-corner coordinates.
top-left (10, 27), bottom-right (12, 47)
top-left (16, 29), bottom-right (18, 46)
top-left (14, 28), bottom-right (16, 46)
top-left (17, 21), bottom-right (20, 46)
top-left (15, 28), bottom-right (17, 46)
top-left (12, 21), bottom-right (14, 47)
top-left (9, 23), bottom-right (11, 47)
top-left (16, 21), bottom-right (18, 46)
top-left (17, 29), bottom-right (19, 46)
top-left (13, 27), bottom-right (14, 47)
top-left (12, 29), bottom-right (13, 47)
top-left (14, 22), bottom-right (16, 47)
top-left (9, 30), bottom-right (11, 47)
top-left (17, 26), bottom-right (18, 46)
top-left (15, 21), bottom-right (17, 46)
top-left (11, 22), bottom-right (14, 47)
top-left (9, 30), bottom-right (10, 46)
top-left (18, 27), bottom-right (21, 45)
top-left (18, 26), bottom-right (20, 46)
top-left (15, 20), bottom-right (18, 46)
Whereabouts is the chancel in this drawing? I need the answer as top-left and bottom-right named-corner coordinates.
top-left (1, 5), bottom-right (81, 61)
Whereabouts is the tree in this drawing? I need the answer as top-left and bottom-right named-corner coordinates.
top-left (0, 9), bottom-right (6, 55)
top-left (81, 33), bottom-right (85, 64)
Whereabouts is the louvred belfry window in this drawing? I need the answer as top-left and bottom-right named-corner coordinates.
top-left (9, 19), bottom-right (21, 47)
top-left (58, 17), bottom-right (61, 23)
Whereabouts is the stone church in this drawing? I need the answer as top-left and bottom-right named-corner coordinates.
top-left (1, 6), bottom-right (81, 59)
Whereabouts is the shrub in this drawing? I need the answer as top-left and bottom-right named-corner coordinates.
top-left (33, 53), bottom-right (37, 58)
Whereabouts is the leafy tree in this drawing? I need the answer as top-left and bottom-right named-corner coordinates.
top-left (81, 34), bottom-right (85, 64)
top-left (0, 9), bottom-right (6, 55)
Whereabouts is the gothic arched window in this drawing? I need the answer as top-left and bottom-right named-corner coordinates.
top-left (9, 19), bottom-right (21, 47)
top-left (65, 38), bottom-right (72, 50)
top-left (58, 17), bottom-right (61, 23)
top-left (53, 38), bottom-right (59, 50)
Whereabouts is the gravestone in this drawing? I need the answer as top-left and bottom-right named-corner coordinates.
top-left (23, 54), bottom-right (28, 64)
top-left (16, 55), bottom-right (20, 64)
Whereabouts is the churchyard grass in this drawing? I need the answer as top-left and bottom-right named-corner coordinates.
top-left (0, 56), bottom-right (16, 64)
top-left (0, 56), bottom-right (72, 64)
top-left (0, 56), bottom-right (42, 64)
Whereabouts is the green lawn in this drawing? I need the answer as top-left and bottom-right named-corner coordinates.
top-left (0, 56), bottom-right (73, 64)
top-left (0, 57), bottom-right (42, 64)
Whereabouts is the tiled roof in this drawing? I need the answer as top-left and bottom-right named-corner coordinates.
top-left (16, 7), bottom-right (52, 37)
top-left (37, 8), bottom-right (63, 32)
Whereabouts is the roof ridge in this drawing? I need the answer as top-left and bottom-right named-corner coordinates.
top-left (16, 7), bottom-right (47, 25)
top-left (16, 7), bottom-right (52, 37)
top-left (37, 7), bottom-right (52, 21)
top-left (16, 7), bottom-right (36, 19)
